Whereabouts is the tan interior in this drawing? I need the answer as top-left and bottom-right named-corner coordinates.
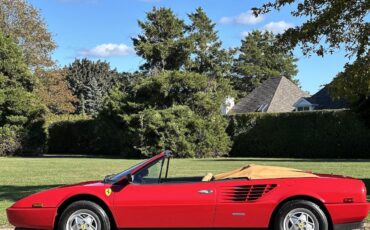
top-left (202, 164), bottom-right (318, 181)
top-left (201, 173), bottom-right (214, 182)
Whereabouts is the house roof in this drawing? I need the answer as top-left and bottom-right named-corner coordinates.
top-left (305, 86), bottom-right (347, 110)
top-left (231, 77), bottom-right (309, 113)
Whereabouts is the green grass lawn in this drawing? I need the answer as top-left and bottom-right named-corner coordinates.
top-left (0, 156), bottom-right (369, 226)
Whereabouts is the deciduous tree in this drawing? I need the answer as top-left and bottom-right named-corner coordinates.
top-left (253, 0), bottom-right (369, 117)
top-left (0, 0), bottom-right (56, 70)
top-left (37, 68), bottom-right (76, 114)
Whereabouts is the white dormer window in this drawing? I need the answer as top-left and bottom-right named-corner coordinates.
top-left (293, 98), bottom-right (316, 112)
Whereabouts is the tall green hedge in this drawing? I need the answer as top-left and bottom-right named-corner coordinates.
top-left (228, 110), bottom-right (370, 158)
top-left (47, 110), bottom-right (370, 158)
top-left (47, 115), bottom-right (133, 156)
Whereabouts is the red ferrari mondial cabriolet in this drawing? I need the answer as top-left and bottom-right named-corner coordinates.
top-left (7, 151), bottom-right (370, 230)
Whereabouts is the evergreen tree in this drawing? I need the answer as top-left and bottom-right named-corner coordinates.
top-left (0, 32), bottom-right (45, 155)
top-left (103, 71), bottom-right (233, 157)
top-left (233, 30), bottom-right (298, 97)
top-left (66, 59), bottom-right (122, 116)
top-left (186, 7), bottom-right (234, 77)
top-left (132, 7), bottom-right (191, 73)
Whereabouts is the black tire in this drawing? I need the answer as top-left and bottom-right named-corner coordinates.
top-left (58, 200), bottom-right (111, 230)
top-left (274, 200), bottom-right (329, 230)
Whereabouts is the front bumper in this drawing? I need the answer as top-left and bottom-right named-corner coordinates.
top-left (6, 207), bottom-right (57, 230)
top-left (334, 221), bottom-right (364, 230)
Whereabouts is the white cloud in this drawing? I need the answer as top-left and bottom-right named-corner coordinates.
top-left (79, 43), bottom-right (135, 58)
top-left (220, 10), bottom-right (264, 25)
top-left (241, 31), bottom-right (251, 37)
top-left (219, 17), bottom-right (233, 24)
top-left (263, 21), bottom-right (294, 34)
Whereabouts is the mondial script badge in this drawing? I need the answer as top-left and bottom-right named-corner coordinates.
top-left (105, 188), bottom-right (112, 197)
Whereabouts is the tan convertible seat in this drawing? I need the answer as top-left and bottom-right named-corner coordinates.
top-left (214, 164), bottom-right (318, 180)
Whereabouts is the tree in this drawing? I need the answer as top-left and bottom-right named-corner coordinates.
top-left (116, 71), bottom-right (233, 116)
top-left (0, 0), bottom-right (56, 70)
top-left (37, 68), bottom-right (76, 114)
top-left (102, 71), bottom-right (233, 157)
top-left (186, 7), bottom-right (234, 77)
top-left (0, 32), bottom-right (46, 155)
top-left (233, 30), bottom-right (298, 97)
top-left (330, 55), bottom-right (370, 122)
top-left (66, 59), bottom-right (122, 116)
top-left (132, 7), bottom-right (191, 73)
top-left (253, 0), bottom-right (369, 117)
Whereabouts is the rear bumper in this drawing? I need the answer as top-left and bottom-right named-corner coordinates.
top-left (326, 203), bottom-right (368, 224)
top-left (333, 221), bottom-right (364, 230)
top-left (6, 207), bottom-right (56, 229)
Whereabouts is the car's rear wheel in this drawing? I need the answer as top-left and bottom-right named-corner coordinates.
top-left (58, 200), bottom-right (111, 230)
top-left (274, 200), bottom-right (328, 230)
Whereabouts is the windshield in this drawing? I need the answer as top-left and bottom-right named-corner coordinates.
top-left (103, 161), bottom-right (146, 184)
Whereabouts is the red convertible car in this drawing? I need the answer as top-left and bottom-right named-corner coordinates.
top-left (7, 151), bottom-right (370, 230)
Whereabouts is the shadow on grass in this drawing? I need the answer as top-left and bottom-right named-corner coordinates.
top-left (20, 154), bottom-right (145, 160)
top-left (202, 158), bottom-right (370, 163)
top-left (0, 184), bottom-right (63, 203)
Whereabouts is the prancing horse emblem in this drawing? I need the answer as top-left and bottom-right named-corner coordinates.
top-left (105, 188), bottom-right (112, 197)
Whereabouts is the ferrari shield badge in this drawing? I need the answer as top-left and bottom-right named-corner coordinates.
top-left (105, 188), bottom-right (112, 197)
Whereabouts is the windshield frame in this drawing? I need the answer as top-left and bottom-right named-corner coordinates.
top-left (102, 152), bottom-right (168, 184)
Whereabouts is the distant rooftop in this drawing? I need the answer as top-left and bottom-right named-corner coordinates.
top-left (231, 77), bottom-right (309, 113)
top-left (305, 86), bottom-right (347, 110)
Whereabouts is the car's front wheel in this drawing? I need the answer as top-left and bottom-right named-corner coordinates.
top-left (274, 200), bottom-right (329, 230)
top-left (58, 200), bottom-right (111, 230)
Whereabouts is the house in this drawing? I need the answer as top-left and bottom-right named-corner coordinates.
top-left (293, 86), bottom-right (347, 111)
top-left (221, 76), bottom-right (347, 115)
top-left (226, 77), bottom-right (309, 114)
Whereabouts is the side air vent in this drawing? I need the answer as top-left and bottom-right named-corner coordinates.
top-left (220, 184), bottom-right (277, 202)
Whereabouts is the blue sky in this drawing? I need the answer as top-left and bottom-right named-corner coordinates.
top-left (28, 0), bottom-right (351, 94)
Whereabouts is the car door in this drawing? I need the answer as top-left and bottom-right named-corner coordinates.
top-left (112, 158), bottom-right (216, 228)
top-left (213, 179), bottom-right (276, 228)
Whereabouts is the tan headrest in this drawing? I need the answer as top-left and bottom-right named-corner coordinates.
top-left (202, 173), bottom-right (214, 182)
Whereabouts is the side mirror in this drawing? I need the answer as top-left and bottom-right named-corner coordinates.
top-left (113, 174), bottom-right (133, 186)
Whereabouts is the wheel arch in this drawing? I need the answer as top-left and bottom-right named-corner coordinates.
top-left (54, 194), bottom-right (117, 230)
top-left (268, 195), bottom-right (333, 230)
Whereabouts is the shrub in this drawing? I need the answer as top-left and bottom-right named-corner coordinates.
top-left (125, 106), bottom-right (230, 158)
top-left (228, 110), bottom-right (370, 158)
top-left (0, 126), bottom-right (21, 156)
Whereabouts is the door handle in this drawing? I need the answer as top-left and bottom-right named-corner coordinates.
top-left (198, 189), bottom-right (213, 194)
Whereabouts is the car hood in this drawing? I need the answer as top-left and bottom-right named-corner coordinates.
top-left (57, 180), bottom-right (104, 188)
top-left (10, 180), bottom-right (111, 209)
